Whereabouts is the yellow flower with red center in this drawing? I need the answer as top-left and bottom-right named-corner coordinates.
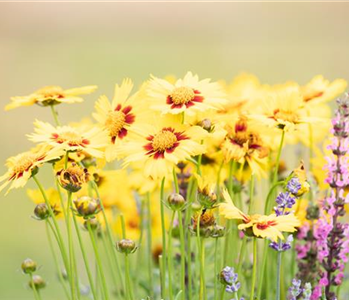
top-left (221, 116), bottom-right (270, 177)
top-left (27, 120), bottom-right (109, 158)
top-left (93, 79), bottom-right (148, 161)
top-left (219, 190), bottom-right (300, 241)
top-left (301, 75), bottom-right (347, 105)
top-left (0, 144), bottom-right (63, 195)
top-left (5, 85), bottom-right (97, 110)
top-left (116, 116), bottom-right (207, 180)
top-left (146, 72), bottom-right (227, 116)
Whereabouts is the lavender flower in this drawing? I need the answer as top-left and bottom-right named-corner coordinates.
top-left (220, 266), bottom-right (241, 294)
top-left (288, 278), bottom-right (302, 300)
top-left (286, 177), bottom-right (302, 196)
top-left (270, 234), bottom-right (293, 252)
top-left (274, 191), bottom-right (296, 216)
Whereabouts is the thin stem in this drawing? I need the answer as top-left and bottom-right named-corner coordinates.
top-left (214, 238), bottom-right (218, 300)
top-left (159, 177), bottom-right (167, 299)
top-left (236, 236), bottom-right (246, 277)
top-left (29, 273), bottom-right (40, 300)
top-left (201, 239), bottom-right (207, 300)
top-left (45, 221), bottom-right (71, 300)
top-left (272, 130), bottom-right (285, 186)
top-left (50, 105), bottom-right (61, 126)
top-left (178, 210), bottom-right (186, 300)
top-left (248, 175), bottom-right (254, 214)
top-left (167, 211), bottom-right (176, 300)
top-left (173, 167), bottom-right (179, 193)
top-left (72, 214), bottom-right (98, 300)
top-left (66, 192), bottom-right (77, 299)
top-left (145, 194), bottom-right (154, 298)
top-left (120, 214), bottom-right (126, 238)
top-left (276, 247), bottom-right (282, 300)
top-left (250, 238), bottom-right (257, 300)
top-left (125, 254), bottom-right (134, 300)
top-left (264, 181), bottom-right (285, 215)
top-left (87, 222), bottom-right (110, 300)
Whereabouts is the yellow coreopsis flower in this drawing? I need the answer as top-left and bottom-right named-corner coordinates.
top-left (116, 116), bottom-right (207, 180)
top-left (27, 120), bottom-right (109, 158)
top-left (302, 75), bottom-right (347, 105)
top-left (5, 85), bottom-right (97, 110)
top-left (249, 84), bottom-right (321, 132)
top-left (0, 144), bottom-right (63, 195)
top-left (93, 79), bottom-right (149, 162)
top-left (146, 72), bottom-right (227, 116)
top-left (219, 190), bottom-right (300, 241)
top-left (221, 116), bottom-right (270, 177)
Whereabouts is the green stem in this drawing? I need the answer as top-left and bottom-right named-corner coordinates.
top-left (272, 130), bottom-right (285, 186)
top-left (201, 238), bottom-right (207, 300)
top-left (187, 204), bottom-right (193, 300)
top-left (45, 221), bottom-right (71, 300)
top-left (236, 236), bottom-right (246, 276)
top-left (29, 273), bottom-right (40, 300)
top-left (159, 177), bottom-right (167, 299)
top-left (50, 105), bottom-right (61, 126)
top-left (173, 167), bottom-right (179, 193)
top-left (72, 214), bottom-right (98, 300)
top-left (167, 211), bottom-right (176, 300)
top-left (125, 254), bottom-right (134, 300)
top-left (87, 222), bottom-right (110, 300)
top-left (145, 194), bottom-right (154, 298)
top-left (257, 240), bottom-right (268, 299)
top-left (120, 214), bottom-right (126, 238)
top-left (219, 286), bottom-right (225, 300)
top-left (250, 238), bottom-right (257, 300)
top-left (276, 244), bottom-right (282, 300)
top-left (66, 192), bottom-right (77, 299)
top-left (178, 210), bottom-right (186, 300)
top-left (264, 181), bottom-right (285, 214)
top-left (214, 238), bottom-right (218, 300)
top-left (248, 175), bottom-right (254, 214)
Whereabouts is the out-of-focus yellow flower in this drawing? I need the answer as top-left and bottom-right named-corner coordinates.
top-left (301, 75), bottom-right (347, 105)
top-left (28, 120), bottom-right (109, 158)
top-left (146, 72), bottom-right (227, 116)
top-left (5, 85), bottom-right (97, 110)
top-left (93, 79), bottom-right (149, 162)
top-left (219, 190), bottom-right (300, 241)
top-left (249, 84), bottom-right (322, 132)
top-left (116, 115), bottom-right (207, 180)
top-left (0, 144), bottom-right (63, 195)
top-left (221, 116), bottom-right (269, 177)
top-left (27, 187), bottom-right (63, 217)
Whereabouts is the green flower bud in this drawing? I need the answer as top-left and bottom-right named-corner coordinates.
top-left (117, 239), bottom-right (137, 254)
top-left (21, 258), bottom-right (37, 274)
top-left (74, 196), bottom-right (100, 218)
top-left (29, 275), bottom-right (46, 290)
top-left (84, 217), bottom-right (100, 231)
top-left (34, 203), bottom-right (50, 220)
top-left (167, 193), bottom-right (186, 211)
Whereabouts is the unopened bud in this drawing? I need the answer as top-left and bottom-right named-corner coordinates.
top-left (116, 239), bottom-right (137, 254)
top-left (29, 275), bottom-right (46, 290)
top-left (201, 119), bottom-right (212, 132)
top-left (84, 217), bottom-right (100, 230)
top-left (57, 163), bottom-right (89, 193)
top-left (34, 203), bottom-right (50, 220)
top-left (21, 258), bottom-right (37, 274)
top-left (74, 196), bottom-right (100, 218)
top-left (167, 193), bottom-right (186, 211)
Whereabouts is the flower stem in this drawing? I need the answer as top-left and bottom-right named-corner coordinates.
top-left (159, 177), bottom-right (167, 299)
top-left (145, 194), bottom-right (154, 298)
top-left (178, 209), bottom-right (186, 300)
top-left (276, 246), bottom-right (282, 300)
top-left (71, 213), bottom-right (98, 300)
top-left (272, 130), bottom-right (285, 186)
top-left (45, 221), bottom-right (71, 300)
top-left (250, 238), bottom-right (257, 300)
top-left (173, 167), bottom-right (179, 193)
top-left (201, 238), bottom-right (207, 300)
top-left (125, 253), bottom-right (134, 300)
top-left (167, 211), bottom-right (176, 300)
top-left (87, 222), bottom-right (110, 300)
top-left (214, 238), bottom-right (218, 300)
top-left (29, 273), bottom-right (40, 300)
top-left (50, 105), bottom-right (61, 126)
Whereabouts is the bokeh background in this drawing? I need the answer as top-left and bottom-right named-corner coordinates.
top-left (1, 2), bottom-right (349, 299)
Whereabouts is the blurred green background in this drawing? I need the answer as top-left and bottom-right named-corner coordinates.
top-left (1, 2), bottom-right (349, 299)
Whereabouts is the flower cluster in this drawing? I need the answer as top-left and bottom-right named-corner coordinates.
top-left (287, 278), bottom-right (312, 300)
top-left (220, 266), bottom-right (241, 294)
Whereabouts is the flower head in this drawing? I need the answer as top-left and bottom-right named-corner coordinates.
top-left (5, 85), bottom-right (97, 110)
top-left (0, 144), bottom-right (62, 195)
top-left (28, 120), bottom-right (108, 158)
top-left (57, 163), bottom-right (89, 192)
top-left (146, 72), bottom-right (226, 115)
top-left (219, 190), bottom-right (300, 242)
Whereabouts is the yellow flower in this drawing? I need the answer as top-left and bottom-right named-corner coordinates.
top-left (302, 75), bottom-right (347, 105)
top-left (221, 116), bottom-right (269, 177)
top-left (0, 144), bottom-right (62, 195)
top-left (27, 188), bottom-right (63, 217)
top-left (219, 190), bottom-right (300, 241)
top-left (116, 116), bottom-right (207, 180)
top-left (146, 72), bottom-right (226, 116)
top-left (249, 84), bottom-right (321, 132)
top-left (27, 120), bottom-right (109, 158)
top-left (93, 79), bottom-right (148, 162)
top-left (57, 163), bottom-right (90, 193)
top-left (5, 85), bottom-right (97, 110)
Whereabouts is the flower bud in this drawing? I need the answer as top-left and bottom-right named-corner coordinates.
top-left (167, 193), bottom-right (186, 211)
top-left (34, 203), bottom-right (50, 220)
top-left (200, 119), bottom-right (213, 132)
top-left (117, 239), bottom-right (137, 254)
top-left (210, 225), bottom-right (225, 238)
top-left (57, 163), bottom-right (89, 193)
top-left (306, 205), bottom-right (320, 220)
top-left (84, 217), bottom-right (100, 231)
top-left (74, 196), bottom-right (100, 218)
top-left (29, 275), bottom-right (46, 290)
top-left (198, 188), bottom-right (217, 209)
top-left (21, 258), bottom-right (37, 274)
top-left (191, 210), bottom-right (216, 233)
